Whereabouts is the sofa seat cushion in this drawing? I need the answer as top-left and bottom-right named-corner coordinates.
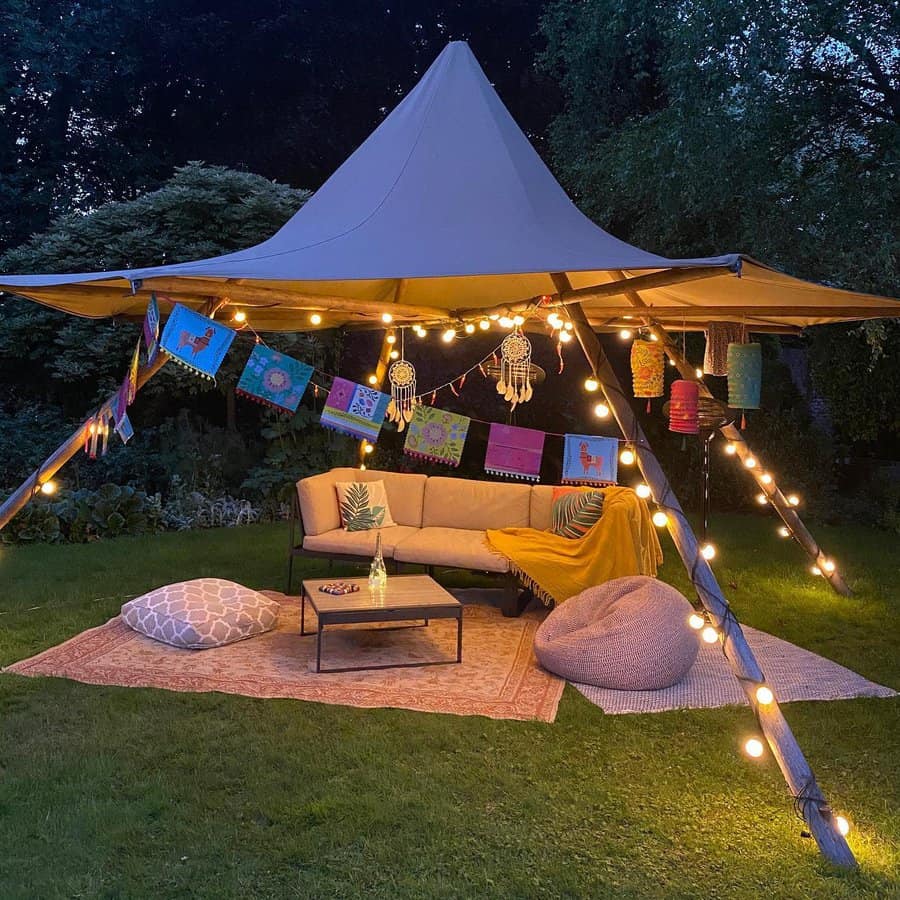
top-left (393, 527), bottom-right (510, 573)
top-left (121, 578), bottom-right (280, 650)
top-left (303, 525), bottom-right (419, 558)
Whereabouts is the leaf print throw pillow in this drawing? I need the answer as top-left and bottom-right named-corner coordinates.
top-left (550, 487), bottom-right (605, 539)
top-left (335, 481), bottom-right (397, 532)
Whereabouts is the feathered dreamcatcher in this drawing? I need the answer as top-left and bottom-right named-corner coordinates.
top-left (496, 329), bottom-right (533, 409)
top-left (386, 330), bottom-right (418, 431)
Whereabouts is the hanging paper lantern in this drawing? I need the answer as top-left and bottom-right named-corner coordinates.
top-left (727, 342), bottom-right (762, 409)
top-left (669, 380), bottom-right (700, 434)
top-left (386, 358), bottom-right (418, 431)
top-left (497, 329), bottom-right (533, 409)
top-left (630, 339), bottom-right (665, 398)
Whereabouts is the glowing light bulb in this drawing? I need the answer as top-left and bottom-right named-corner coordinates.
top-left (489, 314), bottom-right (500, 321)
top-left (564, 321), bottom-right (574, 331)
top-left (787, 494), bottom-right (800, 506)
top-left (744, 456), bottom-right (757, 469)
top-left (811, 565), bottom-right (822, 576)
top-left (835, 816), bottom-right (850, 837)
top-left (635, 483), bottom-right (651, 500)
top-left (513, 314), bottom-right (525, 326)
top-left (756, 493), bottom-right (768, 505)
top-left (778, 526), bottom-right (790, 538)
top-left (414, 326), bottom-right (426, 338)
top-left (688, 613), bottom-right (705, 630)
top-left (584, 378), bottom-right (599, 392)
top-left (381, 312), bottom-right (393, 324)
top-left (725, 442), bottom-right (737, 456)
top-left (756, 686), bottom-right (774, 705)
top-left (386, 333), bottom-right (396, 344)
top-left (700, 542), bottom-right (716, 560)
top-left (668, 358), bottom-right (676, 367)
top-left (619, 448), bottom-right (635, 466)
top-left (233, 310), bottom-right (247, 323)
top-left (442, 328), bottom-right (456, 343)
top-left (823, 559), bottom-right (835, 573)
top-left (652, 510), bottom-right (669, 528)
top-left (498, 316), bottom-right (514, 329)
top-left (558, 331), bottom-right (572, 343)
top-left (39, 480), bottom-right (57, 496)
top-left (593, 402), bottom-right (610, 419)
top-left (479, 319), bottom-right (490, 331)
top-left (367, 375), bottom-right (378, 386)
top-left (363, 443), bottom-right (374, 454)
top-left (695, 368), bottom-right (704, 379)
top-left (760, 472), bottom-right (773, 485)
top-left (702, 626), bottom-right (719, 644)
top-left (744, 738), bottom-right (765, 758)
top-left (464, 322), bottom-right (476, 334)
top-left (389, 350), bottom-right (399, 360)
top-left (546, 313), bottom-right (562, 329)
top-left (309, 313), bottom-right (322, 325)
top-left (619, 329), bottom-right (632, 340)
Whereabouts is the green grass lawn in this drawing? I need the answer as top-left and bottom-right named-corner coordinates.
top-left (1, 515), bottom-right (897, 898)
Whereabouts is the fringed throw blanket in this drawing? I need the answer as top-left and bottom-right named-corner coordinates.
top-left (486, 487), bottom-right (663, 606)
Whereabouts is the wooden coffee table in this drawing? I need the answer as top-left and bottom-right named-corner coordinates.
top-left (300, 574), bottom-right (463, 673)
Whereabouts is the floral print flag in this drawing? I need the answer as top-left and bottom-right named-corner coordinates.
top-left (236, 345), bottom-right (313, 413)
top-left (484, 423), bottom-right (545, 482)
top-left (562, 434), bottom-right (618, 486)
top-left (320, 377), bottom-right (390, 442)
top-left (403, 405), bottom-right (470, 467)
top-left (160, 303), bottom-right (235, 381)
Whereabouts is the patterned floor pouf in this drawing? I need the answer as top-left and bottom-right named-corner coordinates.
top-left (121, 578), bottom-right (280, 650)
top-left (533, 576), bottom-right (698, 689)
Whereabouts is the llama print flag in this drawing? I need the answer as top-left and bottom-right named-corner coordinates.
top-left (320, 377), bottom-right (390, 442)
top-left (484, 423), bottom-right (545, 482)
top-left (236, 345), bottom-right (313, 413)
top-left (403, 405), bottom-right (470, 466)
top-left (562, 434), bottom-right (618, 486)
top-left (160, 303), bottom-right (235, 381)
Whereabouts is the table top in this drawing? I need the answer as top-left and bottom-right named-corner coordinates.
top-left (301, 574), bottom-right (461, 614)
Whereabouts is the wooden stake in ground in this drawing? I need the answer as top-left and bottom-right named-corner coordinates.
top-left (551, 275), bottom-right (856, 868)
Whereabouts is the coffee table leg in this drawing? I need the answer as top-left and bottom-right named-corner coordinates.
top-left (316, 622), bottom-right (323, 673)
top-left (456, 612), bottom-right (463, 663)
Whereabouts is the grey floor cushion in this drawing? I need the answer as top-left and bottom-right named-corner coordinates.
top-left (533, 576), bottom-right (698, 689)
top-left (121, 578), bottom-right (280, 649)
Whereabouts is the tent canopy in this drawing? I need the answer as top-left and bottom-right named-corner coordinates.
top-left (1, 41), bottom-right (896, 332)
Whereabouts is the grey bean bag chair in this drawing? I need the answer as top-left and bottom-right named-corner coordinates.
top-left (534, 576), bottom-right (698, 689)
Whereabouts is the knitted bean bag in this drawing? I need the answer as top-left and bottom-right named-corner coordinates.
top-left (121, 578), bottom-right (280, 650)
top-left (534, 576), bottom-right (698, 689)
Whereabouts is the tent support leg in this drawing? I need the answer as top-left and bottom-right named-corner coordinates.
top-left (556, 281), bottom-right (856, 868)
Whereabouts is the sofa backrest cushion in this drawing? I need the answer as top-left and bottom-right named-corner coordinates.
top-left (423, 476), bottom-right (532, 530)
top-left (297, 468), bottom-right (356, 535)
top-left (529, 485), bottom-right (556, 530)
top-left (349, 469), bottom-right (427, 527)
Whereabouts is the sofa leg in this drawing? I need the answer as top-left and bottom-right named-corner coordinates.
top-left (501, 575), bottom-right (529, 618)
top-left (286, 553), bottom-right (295, 595)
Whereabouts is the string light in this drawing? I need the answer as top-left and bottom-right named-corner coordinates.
top-left (725, 442), bottom-right (737, 456)
top-left (635, 483), bottom-right (652, 499)
top-left (619, 447), bottom-right (636, 465)
top-left (760, 472), bottom-right (773, 485)
top-left (381, 312), bottom-right (393, 324)
top-left (744, 456), bottom-right (758, 469)
top-left (700, 542), bottom-right (716, 560)
top-left (498, 316), bottom-right (514, 329)
top-left (558, 331), bottom-right (572, 343)
top-left (513, 314), bottom-right (525, 326)
top-left (386, 333), bottom-right (396, 344)
top-left (702, 625), bottom-right (719, 644)
top-left (389, 350), bottom-right (399, 360)
top-left (778, 526), bottom-right (791, 538)
top-left (414, 325), bottom-right (427, 338)
top-left (786, 494), bottom-right (800, 506)
top-left (594, 402), bottom-right (610, 418)
top-left (584, 377), bottom-right (599, 392)
top-left (668, 358), bottom-right (676, 367)
top-left (359, 463), bottom-right (366, 471)
top-left (744, 738), bottom-right (765, 758)
top-left (688, 613), bottom-right (705, 630)
top-left (649, 332), bottom-right (659, 341)
top-left (822, 559), bottom-right (836, 573)
top-left (835, 816), bottom-right (851, 837)
top-left (652, 510), bottom-right (669, 528)
top-left (546, 313), bottom-right (562, 329)
top-left (564, 321), bottom-right (574, 331)
top-left (811, 565), bottom-right (822, 576)
top-left (479, 319), bottom-right (490, 331)
top-left (756, 686), bottom-right (774, 705)
top-left (309, 313), bottom-right (322, 326)
top-left (464, 322), bottom-right (476, 334)
top-left (695, 368), bottom-right (704, 379)
top-left (619, 329), bottom-right (632, 340)
top-left (367, 374), bottom-right (378, 385)
top-left (363, 443), bottom-right (374, 454)
top-left (232, 310), bottom-right (247, 324)
top-left (39, 480), bottom-right (57, 496)
top-left (756, 493), bottom-right (768, 505)
top-left (442, 328), bottom-right (456, 343)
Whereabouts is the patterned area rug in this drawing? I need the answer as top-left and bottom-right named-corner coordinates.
top-left (4, 589), bottom-right (564, 723)
top-left (573, 624), bottom-right (897, 715)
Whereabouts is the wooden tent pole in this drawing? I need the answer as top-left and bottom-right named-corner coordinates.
top-left (555, 279), bottom-right (856, 868)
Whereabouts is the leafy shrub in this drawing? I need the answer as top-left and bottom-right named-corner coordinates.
top-left (160, 476), bottom-right (261, 531)
top-left (0, 500), bottom-right (62, 544)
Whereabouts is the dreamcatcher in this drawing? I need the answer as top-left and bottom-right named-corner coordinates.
top-left (386, 329), bottom-right (418, 431)
top-left (496, 329), bottom-right (533, 409)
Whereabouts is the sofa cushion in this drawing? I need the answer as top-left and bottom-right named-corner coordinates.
top-left (422, 477), bottom-right (531, 531)
top-left (393, 527), bottom-right (510, 573)
top-left (335, 480), bottom-right (397, 531)
top-left (121, 578), bottom-right (280, 650)
top-left (529, 485), bottom-right (556, 530)
top-left (350, 468), bottom-right (427, 527)
top-left (303, 525), bottom-right (419, 558)
top-left (297, 468), bottom-right (356, 535)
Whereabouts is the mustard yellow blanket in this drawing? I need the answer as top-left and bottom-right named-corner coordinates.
top-left (486, 487), bottom-right (663, 605)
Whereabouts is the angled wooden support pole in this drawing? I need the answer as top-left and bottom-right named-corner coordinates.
top-left (553, 276), bottom-right (855, 868)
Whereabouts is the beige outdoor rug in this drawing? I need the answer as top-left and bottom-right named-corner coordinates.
top-left (4, 589), bottom-right (564, 723)
top-left (573, 624), bottom-right (897, 715)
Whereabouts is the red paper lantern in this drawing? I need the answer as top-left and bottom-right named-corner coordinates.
top-left (669, 379), bottom-right (699, 434)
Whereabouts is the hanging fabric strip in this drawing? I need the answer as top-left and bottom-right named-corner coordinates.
top-left (320, 377), bottom-right (390, 442)
top-left (235, 344), bottom-right (313, 413)
top-left (704, 322), bottom-right (742, 376)
top-left (159, 303), bottom-right (235, 381)
top-left (143, 294), bottom-right (160, 365)
top-left (484, 423), bottom-right (545, 482)
top-left (403, 405), bottom-right (471, 467)
top-left (562, 434), bottom-right (619, 486)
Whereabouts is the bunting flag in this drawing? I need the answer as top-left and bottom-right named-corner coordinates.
top-left (320, 377), bottom-right (390, 442)
top-left (236, 345), bottom-right (313, 413)
top-left (403, 405), bottom-right (470, 466)
top-left (160, 303), bottom-right (235, 380)
top-left (143, 294), bottom-right (160, 365)
top-left (484, 423), bottom-right (545, 482)
top-left (562, 434), bottom-right (618, 486)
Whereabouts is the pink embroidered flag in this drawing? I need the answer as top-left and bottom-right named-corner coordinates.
top-left (484, 423), bottom-right (545, 482)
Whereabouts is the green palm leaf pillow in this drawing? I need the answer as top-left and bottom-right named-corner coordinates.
top-left (550, 487), bottom-right (606, 539)
top-left (335, 481), bottom-right (397, 532)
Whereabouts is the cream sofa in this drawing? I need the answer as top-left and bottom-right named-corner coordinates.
top-left (289, 467), bottom-right (561, 615)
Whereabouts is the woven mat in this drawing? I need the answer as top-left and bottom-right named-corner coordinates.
top-left (573, 625), bottom-right (897, 715)
top-left (4, 589), bottom-right (563, 723)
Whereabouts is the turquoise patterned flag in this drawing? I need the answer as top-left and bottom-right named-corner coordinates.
top-left (320, 377), bottom-right (390, 442)
top-left (160, 303), bottom-right (235, 380)
top-left (236, 345), bottom-right (313, 413)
